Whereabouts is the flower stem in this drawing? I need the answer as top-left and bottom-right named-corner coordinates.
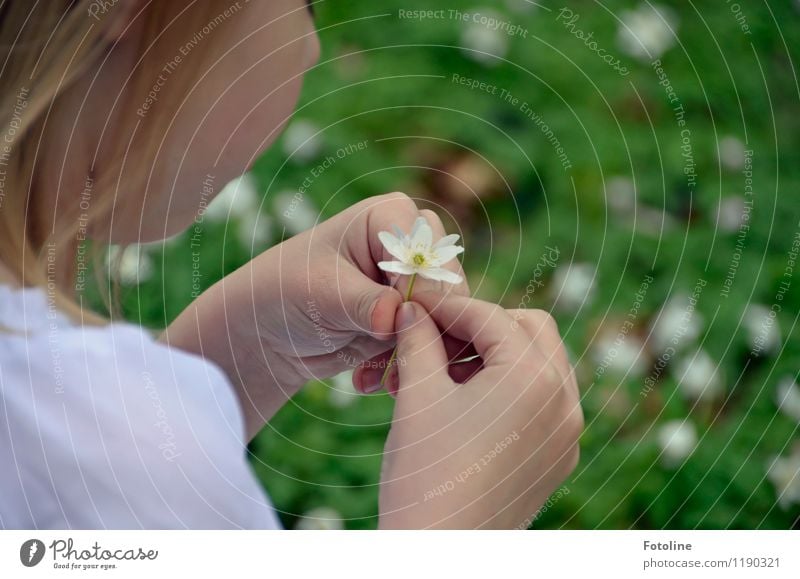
top-left (404, 272), bottom-right (417, 302)
top-left (380, 273), bottom-right (417, 387)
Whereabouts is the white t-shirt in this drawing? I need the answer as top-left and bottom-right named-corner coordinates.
top-left (0, 284), bottom-right (281, 529)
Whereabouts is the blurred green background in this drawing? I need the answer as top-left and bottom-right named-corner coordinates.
top-left (114, 0), bottom-right (800, 528)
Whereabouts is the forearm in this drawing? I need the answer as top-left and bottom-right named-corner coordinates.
top-left (160, 266), bottom-right (306, 441)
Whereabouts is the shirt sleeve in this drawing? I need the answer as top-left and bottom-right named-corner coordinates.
top-left (0, 322), bottom-right (282, 529)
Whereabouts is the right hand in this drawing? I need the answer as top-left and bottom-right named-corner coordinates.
top-left (378, 291), bottom-right (583, 529)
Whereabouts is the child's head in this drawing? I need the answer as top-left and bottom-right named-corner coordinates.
top-left (0, 0), bottom-right (318, 291)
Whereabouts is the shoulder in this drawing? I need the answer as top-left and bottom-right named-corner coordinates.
top-left (0, 286), bottom-right (280, 529)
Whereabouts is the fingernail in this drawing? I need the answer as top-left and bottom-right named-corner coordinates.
top-left (397, 302), bottom-right (416, 331)
top-left (364, 381), bottom-right (383, 394)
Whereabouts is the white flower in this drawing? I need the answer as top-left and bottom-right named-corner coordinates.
top-left (716, 196), bottom-right (746, 233)
top-left (766, 449), bottom-right (800, 510)
top-left (673, 350), bottom-right (723, 400)
top-left (719, 136), bottom-right (747, 170)
top-left (606, 176), bottom-right (636, 214)
top-left (617, 3), bottom-right (678, 61)
top-left (273, 190), bottom-right (319, 236)
top-left (648, 295), bottom-right (703, 354)
top-left (460, 10), bottom-right (509, 66)
top-left (107, 245), bottom-right (154, 286)
top-left (744, 304), bottom-right (781, 356)
top-left (775, 376), bottom-right (800, 423)
top-left (377, 217), bottom-right (464, 284)
top-left (657, 420), bottom-right (698, 466)
top-left (294, 507), bottom-right (344, 530)
top-left (634, 205), bottom-right (677, 238)
top-left (505, 0), bottom-right (536, 14)
top-left (205, 174), bottom-right (259, 223)
top-left (328, 370), bottom-right (357, 409)
top-left (550, 263), bottom-right (595, 310)
top-left (282, 119), bottom-right (323, 164)
top-left (237, 211), bottom-right (273, 250)
top-left (592, 330), bottom-right (648, 378)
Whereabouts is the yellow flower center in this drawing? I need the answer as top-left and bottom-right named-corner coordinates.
top-left (412, 253), bottom-right (427, 266)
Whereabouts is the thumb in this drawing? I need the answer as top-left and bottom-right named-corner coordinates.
top-left (394, 301), bottom-right (450, 390)
top-left (343, 282), bottom-right (402, 340)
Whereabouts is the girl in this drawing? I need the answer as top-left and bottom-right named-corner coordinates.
top-left (0, 0), bottom-right (581, 529)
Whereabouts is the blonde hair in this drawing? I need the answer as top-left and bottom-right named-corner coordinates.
top-left (0, 1), bottom-right (219, 323)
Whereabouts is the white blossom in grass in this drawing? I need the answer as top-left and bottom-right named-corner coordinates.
top-left (294, 507), bottom-right (344, 530)
top-left (592, 330), bottom-right (648, 378)
top-left (460, 10), bottom-right (509, 66)
top-left (673, 350), bottom-right (723, 401)
top-left (648, 295), bottom-right (703, 354)
top-left (377, 217), bottom-right (464, 284)
top-left (719, 136), bottom-right (747, 170)
top-left (282, 119), bottom-right (323, 164)
top-left (634, 204), bottom-right (677, 238)
top-left (744, 304), bottom-right (781, 356)
top-left (273, 190), bottom-right (319, 236)
top-left (766, 449), bottom-right (800, 510)
top-left (107, 245), bottom-right (154, 286)
top-left (606, 176), bottom-right (636, 214)
top-left (550, 263), bottom-right (595, 311)
top-left (716, 196), bottom-right (746, 233)
top-left (237, 211), bottom-right (273, 250)
top-left (775, 376), bottom-right (800, 423)
top-left (657, 420), bottom-right (698, 466)
top-left (204, 174), bottom-right (259, 223)
top-left (505, 0), bottom-right (536, 14)
top-left (617, 3), bottom-right (678, 61)
top-left (328, 370), bottom-right (357, 409)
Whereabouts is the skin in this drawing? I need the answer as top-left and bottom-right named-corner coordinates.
top-left (2, 0), bottom-right (583, 528)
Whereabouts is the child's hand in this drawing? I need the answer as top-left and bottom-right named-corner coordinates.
top-left (167, 193), bottom-right (469, 437)
top-left (378, 291), bottom-right (582, 529)
top-left (251, 191), bottom-right (470, 380)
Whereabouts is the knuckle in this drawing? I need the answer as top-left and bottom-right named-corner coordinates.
top-left (382, 191), bottom-right (415, 207)
top-left (535, 360), bottom-right (563, 390)
top-left (487, 302), bottom-right (511, 325)
top-left (530, 309), bottom-right (559, 334)
top-left (358, 191), bottom-right (416, 216)
top-left (420, 208), bottom-right (443, 227)
top-left (513, 309), bottom-right (561, 340)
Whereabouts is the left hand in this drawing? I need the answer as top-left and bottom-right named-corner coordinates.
top-left (166, 192), bottom-right (469, 437)
top-left (251, 191), bottom-right (471, 381)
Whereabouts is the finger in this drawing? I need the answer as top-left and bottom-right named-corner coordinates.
top-left (343, 192), bottom-right (423, 296)
top-left (353, 348), bottom-right (395, 394)
top-left (353, 331), bottom-right (479, 394)
top-left (394, 301), bottom-right (450, 390)
top-left (341, 281), bottom-right (403, 340)
top-left (412, 291), bottom-right (526, 366)
top-left (508, 309), bottom-right (578, 403)
top-left (448, 357), bottom-right (483, 383)
top-left (507, 309), bottom-right (568, 371)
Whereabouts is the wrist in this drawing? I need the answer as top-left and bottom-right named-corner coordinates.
top-left (162, 273), bottom-right (307, 440)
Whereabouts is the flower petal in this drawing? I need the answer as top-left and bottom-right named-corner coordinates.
top-left (378, 260), bottom-right (416, 276)
top-left (409, 217), bottom-right (432, 250)
top-left (429, 244), bottom-right (464, 266)
top-left (417, 267), bottom-right (463, 285)
top-left (392, 224), bottom-right (407, 242)
top-left (433, 233), bottom-right (461, 249)
top-left (377, 231), bottom-right (409, 262)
